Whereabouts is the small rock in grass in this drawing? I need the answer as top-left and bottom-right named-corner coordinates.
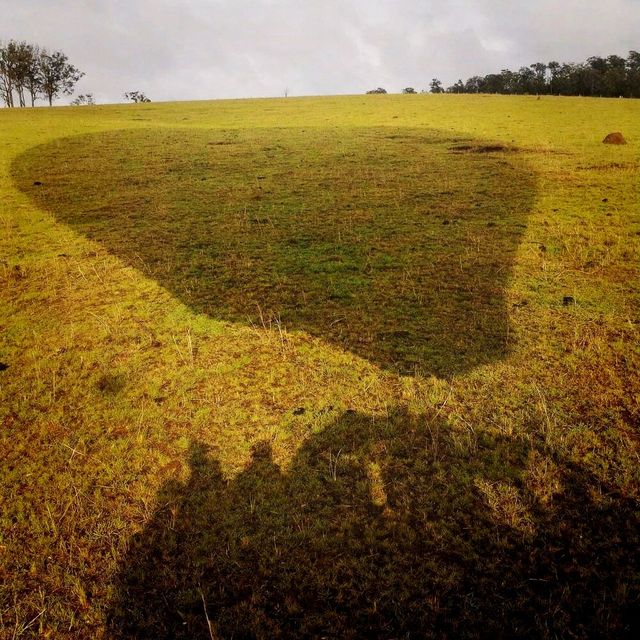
top-left (562, 296), bottom-right (575, 306)
top-left (293, 407), bottom-right (306, 416)
top-left (0, 362), bottom-right (8, 372)
top-left (602, 132), bottom-right (626, 145)
top-left (33, 181), bottom-right (42, 186)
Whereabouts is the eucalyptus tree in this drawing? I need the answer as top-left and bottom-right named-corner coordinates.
top-left (38, 50), bottom-right (84, 106)
top-left (429, 78), bottom-right (444, 93)
top-left (1, 40), bottom-right (83, 107)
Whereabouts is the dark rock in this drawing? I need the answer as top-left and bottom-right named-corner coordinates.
top-left (563, 296), bottom-right (575, 306)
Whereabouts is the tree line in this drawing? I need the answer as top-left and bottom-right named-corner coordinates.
top-left (1, 39), bottom-right (154, 107)
top-left (5, 40), bottom-right (638, 106)
top-left (0, 40), bottom-right (84, 107)
top-left (444, 51), bottom-right (640, 97)
top-left (368, 51), bottom-right (640, 98)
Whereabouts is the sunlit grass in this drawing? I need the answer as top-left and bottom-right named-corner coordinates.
top-left (0, 94), bottom-right (638, 638)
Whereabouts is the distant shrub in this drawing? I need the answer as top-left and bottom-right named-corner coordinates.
top-left (366, 87), bottom-right (387, 94)
top-left (71, 93), bottom-right (95, 106)
top-left (124, 91), bottom-right (151, 103)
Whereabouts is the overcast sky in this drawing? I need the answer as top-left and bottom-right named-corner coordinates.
top-left (3, 0), bottom-right (639, 104)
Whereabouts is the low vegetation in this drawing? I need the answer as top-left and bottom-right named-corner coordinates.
top-left (1, 94), bottom-right (638, 638)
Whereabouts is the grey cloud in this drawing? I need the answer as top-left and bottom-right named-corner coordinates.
top-left (3, 0), bottom-right (639, 104)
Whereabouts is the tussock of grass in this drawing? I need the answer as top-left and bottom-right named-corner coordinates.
top-left (0, 94), bottom-right (639, 638)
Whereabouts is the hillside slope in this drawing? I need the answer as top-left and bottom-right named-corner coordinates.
top-left (1, 94), bottom-right (639, 638)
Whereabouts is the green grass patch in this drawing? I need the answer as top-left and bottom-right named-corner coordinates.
top-left (12, 126), bottom-right (536, 377)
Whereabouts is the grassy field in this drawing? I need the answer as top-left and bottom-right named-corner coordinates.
top-left (1, 94), bottom-right (639, 638)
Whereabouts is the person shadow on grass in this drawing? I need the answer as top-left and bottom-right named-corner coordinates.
top-left (108, 408), bottom-right (639, 639)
